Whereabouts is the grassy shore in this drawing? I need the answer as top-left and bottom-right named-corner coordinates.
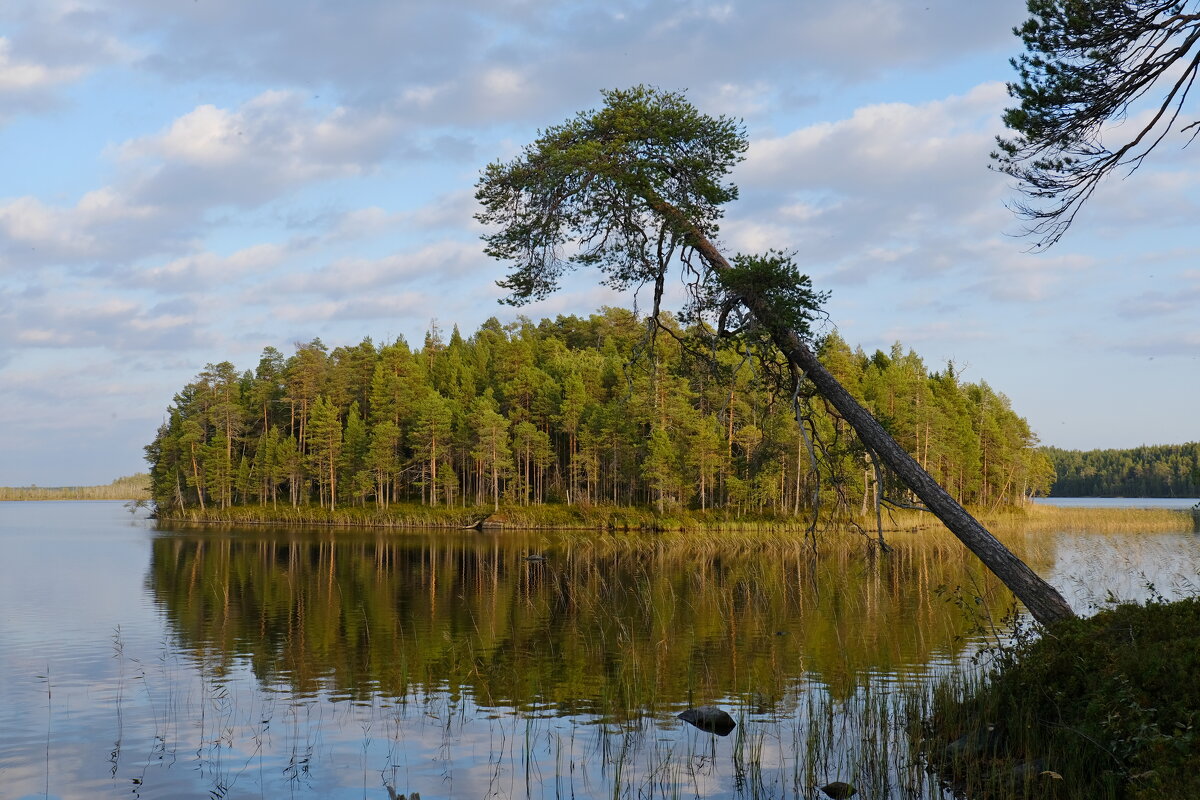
top-left (156, 501), bottom-right (820, 532)
top-left (0, 473), bottom-right (151, 501)
top-left (153, 499), bottom-right (1194, 535)
top-left (993, 502), bottom-right (1194, 533)
top-left (920, 597), bottom-right (1200, 800)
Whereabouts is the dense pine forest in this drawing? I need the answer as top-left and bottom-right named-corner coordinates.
top-left (1044, 444), bottom-right (1200, 498)
top-left (145, 309), bottom-right (1053, 518)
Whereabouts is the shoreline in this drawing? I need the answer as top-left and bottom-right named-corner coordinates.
top-left (152, 501), bottom-right (1194, 534)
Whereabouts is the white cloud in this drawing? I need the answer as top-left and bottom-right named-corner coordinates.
top-left (0, 36), bottom-right (86, 91)
top-left (970, 250), bottom-right (1094, 303)
top-left (0, 191), bottom-right (167, 267)
top-left (743, 83), bottom-right (1008, 192)
top-left (121, 91), bottom-right (405, 206)
top-left (0, 286), bottom-right (204, 352)
top-left (724, 84), bottom-right (1016, 287)
top-left (269, 240), bottom-right (487, 299)
top-left (141, 243), bottom-right (288, 289)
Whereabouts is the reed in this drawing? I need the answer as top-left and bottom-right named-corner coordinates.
top-left (917, 597), bottom-right (1200, 800)
top-left (989, 502), bottom-right (1193, 533)
top-left (155, 500), bottom-right (828, 532)
top-left (155, 498), bottom-right (1192, 541)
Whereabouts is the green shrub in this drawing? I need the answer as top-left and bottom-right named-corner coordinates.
top-left (925, 597), bottom-right (1200, 799)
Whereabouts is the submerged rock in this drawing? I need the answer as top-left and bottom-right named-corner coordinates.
top-left (677, 705), bottom-right (736, 736)
top-left (818, 781), bottom-right (857, 799)
top-left (944, 724), bottom-right (1000, 759)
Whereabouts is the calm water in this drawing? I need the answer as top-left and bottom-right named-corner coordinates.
top-left (1035, 496), bottom-right (1200, 510)
top-left (2, 501), bottom-right (1198, 800)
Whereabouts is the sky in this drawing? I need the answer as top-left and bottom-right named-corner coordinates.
top-left (1, 0), bottom-right (1197, 486)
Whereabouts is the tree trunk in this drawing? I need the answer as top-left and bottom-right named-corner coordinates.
top-left (658, 198), bottom-right (1076, 626)
top-left (786, 334), bottom-right (1073, 625)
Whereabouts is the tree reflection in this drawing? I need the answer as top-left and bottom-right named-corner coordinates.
top-left (147, 528), bottom-right (1053, 717)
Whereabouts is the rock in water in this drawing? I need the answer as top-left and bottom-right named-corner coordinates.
top-left (677, 705), bottom-right (736, 736)
top-left (819, 781), bottom-right (857, 799)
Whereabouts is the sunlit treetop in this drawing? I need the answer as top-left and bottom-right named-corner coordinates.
top-left (994, 0), bottom-right (1200, 247)
top-left (475, 85), bottom-right (747, 303)
top-left (475, 85), bottom-right (827, 342)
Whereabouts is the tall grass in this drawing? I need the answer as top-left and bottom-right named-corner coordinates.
top-left (993, 502), bottom-right (1192, 533)
top-left (915, 598), bottom-right (1200, 800)
top-left (156, 498), bottom-right (1193, 536)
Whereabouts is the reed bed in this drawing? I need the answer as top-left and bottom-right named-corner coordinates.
top-left (158, 500), bottom-right (846, 532)
top-left (156, 499), bottom-right (1193, 539)
top-left (989, 503), bottom-right (1193, 533)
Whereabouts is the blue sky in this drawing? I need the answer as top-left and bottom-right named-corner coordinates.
top-left (1, 0), bottom-right (1197, 486)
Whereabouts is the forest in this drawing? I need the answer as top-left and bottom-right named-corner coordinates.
top-left (0, 474), bottom-right (150, 501)
top-left (1044, 444), bottom-right (1200, 498)
top-left (145, 308), bottom-right (1054, 518)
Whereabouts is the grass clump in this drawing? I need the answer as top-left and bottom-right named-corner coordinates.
top-left (923, 597), bottom-right (1200, 799)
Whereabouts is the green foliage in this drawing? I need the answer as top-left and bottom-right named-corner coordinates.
top-left (1044, 443), bottom-right (1200, 497)
top-left (476, 85), bottom-right (746, 304)
top-left (995, 0), bottom-right (1200, 245)
top-left (703, 250), bottom-right (829, 338)
top-left (926, 598), bottom-right (1200, 799)
top-left (145, 310), bottom-right (1049, 517)
top-left (476, 85), bottom-right (829, 357)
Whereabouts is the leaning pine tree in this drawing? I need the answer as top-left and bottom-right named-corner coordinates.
top-left (475, 85), bottom-right (1075, 627)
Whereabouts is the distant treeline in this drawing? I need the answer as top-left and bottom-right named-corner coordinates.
top-left (0, 473), bottom-right (151, 501)
top-left (1044, 444), bottom-right (1200, 497)
top-left (146, 308), bottom-right (1052, 517)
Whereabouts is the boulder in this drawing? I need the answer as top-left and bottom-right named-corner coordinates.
top-left (677, 705), bottom-right (736, 736)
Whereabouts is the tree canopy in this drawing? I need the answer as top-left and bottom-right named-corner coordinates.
top-left (995, 0), bottom-right (1200, 246)
top-left (476, 85), bottom-right (826, 339)
top-left (476, 85), bottom-right (1076, 625)
top-left (1045, 442), bottom-right (1200, 496)
top-left (144, 312), bottom-right (1052, 517)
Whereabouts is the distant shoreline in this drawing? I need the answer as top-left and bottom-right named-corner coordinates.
top-left (0, 474), bottom-right (150, 502)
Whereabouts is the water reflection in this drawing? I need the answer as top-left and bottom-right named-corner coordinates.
top-left (10, 502), bottom-right (1197, 799)
top-left (148, 528), bottom-right (1023, 714)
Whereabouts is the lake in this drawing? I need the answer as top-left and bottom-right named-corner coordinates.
top-left (2, 501), bottom-right (1198, 799)
top-left (1035, 497), bottom-right (1200, 510)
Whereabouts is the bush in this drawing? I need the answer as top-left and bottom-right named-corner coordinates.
top-left (925, 597), bottom-right (1200, 799)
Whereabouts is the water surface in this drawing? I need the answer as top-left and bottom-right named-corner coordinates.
top-left (1035, 496), bottom-right (1199, 510)
top-left (2, 501), bottom-right (1197, 799)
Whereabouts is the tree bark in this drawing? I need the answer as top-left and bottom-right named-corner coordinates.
top-left (782, 333), bottom-right (1074, 626)
top-left (655, 197), bottom-right (1076, 626)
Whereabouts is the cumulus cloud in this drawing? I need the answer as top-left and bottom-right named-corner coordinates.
top-left (4, 0), bottom-right (1197, 480)
top-left (264, 240), bottom-right (488, 300)
top-left (0, 286), bottom-right (206, 352)
top-left (7, 0), bottom-right (1025, 129)
top-left (0, 3), bottom-right (129, 126)
top-left (0, 36), bottom-right (87, 92)
top-left (324, 191), bottom-right (480, 241)
top-left (0, 91), bottom-right (427, 274)
top-left (120, 90), bottom-right (406, 208)
top-left (139, 243), bottom-right (289, 290)
top-left (724, 84), bottom-right (1016, 286)
top-left (0, 190), bottom-right (167, 268)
